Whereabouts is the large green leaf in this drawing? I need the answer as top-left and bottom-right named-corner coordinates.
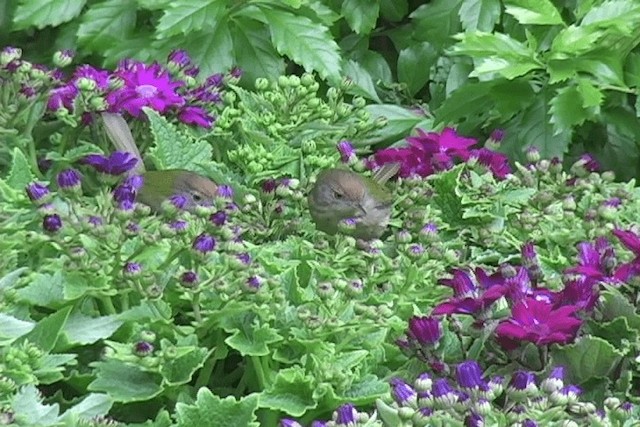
top-left (503, 0), bottom-right (564, 25)
top-left (397, 42), bottom-right (438, 96)
top-left (258, 367), bottom-right (316, 416)
top-left (17, 306), bottom-right (72, 352)
top-left (175, 388), bottom-right (259, 427)
top-left (458, 0), bottom-right (501, 32)
top-left (13, 0), bottom-right (86, 30)
top-left (231, 19), bottom-right (285, 84)
top-left (341, 0), bottom-right (380, 35)
top-left (88, 360), bottom-right (164, 403)
top-left (155, 0), bottom-right (226, 38)
top-left (77, 0), bottom-right (136, 52)
top-left (187, 25), bottom-right (234, 77)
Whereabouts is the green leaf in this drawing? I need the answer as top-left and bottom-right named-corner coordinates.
top-left (11, 385), bottom-right (60, 426)
top-left (88, 360), bottom-right (164, 402)
top-left (187, 25), bottom-right (234, 77)
top-left (18, 306), bottom-right (72, 352)
top-left (63, 313), bottom-right (123, 346)
top-left (458, 0), bottom-right (501, 32)
top-left (341, 0), bottom-right (380, 34)
top-left (551, 336), bottom-right (623, 384)
top-left (231, 19), bottom-right (285, 84)
top-left (7, 147), bottom-right (35, 190)
top-left (587, 317), bottom-right (636, 349)
top-left (0, 267), bottom-right (28, 291)
top-left (576, 78), bottom-right (604, 109)
top-left (550, 25), bottom-right (604, 56)
top-left (160, 345), bottom-right (211, 386)
top-left (344, 374), bottom-right (389, 402)
top-left (582, 0), bottom-right (640, 27)
top-left (224, 322), bottom-right (283, 356)
top-left (60, 393), bottom-right (113, 422)
top-left (435, 81), bottom-right (494, 126)
top-left (175, 388), bottom-right (259, 427)
top-left (380, 0), bottom-right (408, 21)
top-left (156, 0), bottom-right (226, 38)
top-left (261, 8), bottom-right (342, 80)
top-left (410, 0), bottom-right (463, 48)
top-left (145, 108), bottom-right (213, 171)
top-left (258, 367), bottom-right (316, 416)
top-left (503, 0), bottom-right (564, 25)
top-left (430, 166), bottom-right (465, 226)
top-left (362, 104), bottom-right (427, 146)
top-left (13, 0), bottom-right (86, 30)
top-left (397, 42), bottom-right (438, 96)
top-left (549, 85), bottom-right (597, 133)
top-left (16, 271), bottom-right (66, 307)
top-left (342, 59), bottom-right (381, 102)
top-left (77, 0), bottom-right (137, 52)
top-left (599, 287), bottom-right (640, 331)
top-left (0, 314), bottom-right (35, 345)
top-left (376, 399), bottom-right (402, 426)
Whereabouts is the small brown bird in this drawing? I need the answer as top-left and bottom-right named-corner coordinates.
top-left (101, 112), bottom-right (219, 212)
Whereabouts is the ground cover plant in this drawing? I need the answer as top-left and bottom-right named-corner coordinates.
top-left (2, 1), bottom-right (640, 426)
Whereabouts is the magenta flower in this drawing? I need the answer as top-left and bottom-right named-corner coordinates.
top-left (495, 298), bottom-right (583, 350)
top-left (107, 61), bottom-right (185, 117)
top-left (177, 106), bottom-right (214, 128)
top-left (431, 268), bottom-right (508, 316)
top-left (337, 140), bottom-right (356, 163)
top-left (613, 228), bottom-right (640, 258)
top-left (83, 151), bottom-right (139, 175)
top-left (47, 84), bottom-right (79, 111)
top-left (470, 148), bottom-right (511, 178)
top-left (72, 64), bottom-right (111, 90)
top-left (566, 238), bottom-right (634, 287)
top-left (408, 316), bottom-right (442, 345)
top-left (552, 278), bottom-right (599, 312)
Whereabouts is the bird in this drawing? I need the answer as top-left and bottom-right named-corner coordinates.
top-left (308, 162), bottom-right (400, 240)
top-left (101, 112), bottom-right (219, 212)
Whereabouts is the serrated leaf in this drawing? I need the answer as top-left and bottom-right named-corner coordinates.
top-left (380, 0), bottom-right (408, 21)
top-left (175, 388), bottom-right (259, 427)
top-left (410, 0), bottom-right (463, 48)
top-left (397, 42), bottom-right (438, 96)
top-left (576, 78), bottom-right (603, 109)
top-left (160, 346), bottom-right (211, 386)
top-left (503, 0), bottom-right (564, 25)
top-left (261, 8), bottom-right (342, 80)
top-left (0, 267), bottom-right (27, 291)
top-left (472, 57), bottom-right (541, 79)
top-left (431, 166), bottom-right (465, 226)
top-left (224, 323), bottom-right (283, 356)
top-left (187, 25), bottom-right (234, 77)
top-left (156, 0), bottom-right (226, 38)
top-left (458, 0), bottom-right (501, 32)
top-left (11, 385), bottom-right (60, 426)
top-left (7, 147), bottom-right (35, 190)
top-left (549, 85), bottom-right (596, 133)
top-left (582, 0), bottom-right (640, 27)
top-left (0, 314), bottom-right (35, 345)
top-left (258, 367), bottom-right (316, 416)
top-left (550, 25), bottom-right (604, 55)
top-left (231, 19), bottom-right (285, 84)
top-left (60, 393), bottom-right (113, 421)
top-left (144, 108), bottom-right (213, 171)
top-left (16, 271), bottom-right (66, 307)
top-left (342, 59), bottom-right (381, 102)
top-left (13, 0), bottom-right (86, 30)
top-left (552, 336), bottom-right (623, 384)
top-left (103, 30), bottom-right (157, 66)
top-left (77, 0), bottom-right (136, 52)
top-left (63, 313), bottom-right (123, 345)
top-left (341, 0), bottom-right (380, 34)
top-left (452, 31), bottom-right (538, 59)
top-left (88, 360), bottom-right (164, 402)
top-left (18, 306), bottom-right (72, 352)
top-left (362, 104), bottom-right (426, 146)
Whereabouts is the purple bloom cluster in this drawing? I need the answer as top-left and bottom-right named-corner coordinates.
top-left (370, 127), bottom-right (511, 180)
top-left (43, 49), bottom-right (235, 128)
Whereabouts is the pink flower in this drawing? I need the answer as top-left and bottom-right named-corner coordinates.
top-left (495, 298), bottom-right (582, 350)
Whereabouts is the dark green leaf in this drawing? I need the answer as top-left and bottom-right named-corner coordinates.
top-left (261, 8), bottom-right (342, 80)
top-left (397, 42), bottom-right (438, 96)
top-left (435, 81), bottom-right (494, 126)
top-left (175, 388), bottom-right (259, 427)
top-left (549, 85), bottom-right (597, 133)
top-left (341, 0), bottom-right (380, 35)
top-left (231, 19), bottom-right (285, 84)
top-left (458, 0), bottom-right (501, 31)
top-left (13, 0), bottom-right (86, 30)
top-left (342, 59), bottom-right (381, 102)
top-left (380, 0), bottom-right (408, 21)
top-left (410, 0), bottom-right (463, 48)
top-left (77, 0), bottom-right (136, 52)
top-left (187, 25), bottom-right (234, 77)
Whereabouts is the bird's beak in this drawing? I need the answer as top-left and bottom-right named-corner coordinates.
top-left (357, 204), bottom-right (367, 216)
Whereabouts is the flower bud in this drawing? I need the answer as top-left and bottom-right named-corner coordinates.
top-left (525, 146), bottom-right (541, 163)
top-left (53, 49), bottom-right (74, 67)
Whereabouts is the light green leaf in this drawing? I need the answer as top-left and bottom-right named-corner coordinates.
top-left (582, 0), bottom-right (640, 27)
top-left (397, 42), bottom-right (438, 95)
top-left (341, 0), bottom-right (380, 34)
top-left (472, 57), bottom-right (541, 79)
top-left (0, 267), bottom-right (28, 291)
top-left (0, 314), bottom-right (35, 345)
top-left (550, 25), bottom-right (604, 55)
top-left (258, 367), bottom-right (316, 416)
top-left (17, 306), bottom-right (72, 352)
top-left (224, 323), bottom-right (283, 356)
top-left (77, 0), bottom-right (137, 51)
top-left (552, 336), bottom-right (623, 384)
top-left (16, 271), bottom-right (66, 307)
top-left (11, 385), bottom-right (60, 426)
top-left (145, 108), bottom-right (213, 171)
top-left (261, 8), bottom-right (342, 80)
top-left (342, 59), bottom-right (381, 102)
top-left (452, 31), bottom-right (538, 59)
top-left (459, 0), bottom-right (501, 32)
top-left (362, 104), bottom-right (427, 146)
top-left (63, 313), bottom-right (123, 345)
top-left (60, 393), bottom-right (113, 421)
top-left (88, 360), bottom-right (164, 402)
top-left (576, 78), bottom-right (604, 109)
top-left (13, 0), bottom-right (86, 30)
top-left (503, 0), bottom-right (564, 25)
top-left (160, 345), bottom-right (211, 386)
top-left (175, 388), bottom-right (259, 427)
top-left (549, 85), bottom-right (598, 133)
top-left (7, 147), bottom-right (35, 190)
top-left (156, 0), bottom-right (226, 38)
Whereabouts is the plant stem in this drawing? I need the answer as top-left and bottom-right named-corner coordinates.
top-left (194, 356), bottom-right (217, 389)
top-left (98, 296), bottom-right (117, 315)
top-left (250, 356), bottom-right (267, 389)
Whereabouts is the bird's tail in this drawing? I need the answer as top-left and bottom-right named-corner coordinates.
top-left (372, 162), bottom-right (401, 184)
top-left (101, 112), bottom-right (146, 175)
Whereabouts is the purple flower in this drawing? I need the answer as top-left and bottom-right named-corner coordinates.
top-left (236, 253), bottom-right (252, 265)
top-left (456, 360), bottom-right (487, 390)
top-left (335, 403), bottom-right (357, 425)
top-left (229, 66), bottom-right (243, 79)
top-left (167, 49), bottom-right (192, 69)
top-left (43, 214), bottom-right (62, 233)
top-left (87, 216), bottom-right (104, 227)
top-left (337, 141), bottom-right (356, 163)
top-left (53, 49), bottom-right (75, 67)
top-left (180, 271), bottom-right (199, 287)
top-left (246, 275), bottom-right (264, 290)
top-left (495, 298), bottom-right (582, 350)
top-left (72, 65), bottom-right (111, 90)
top-left (613, 228), bottom-right (640, 258)
top-left (390, 378), bottom-right (417, 406)
top-left (25, 182), bottom-right (50, 202)
top-left (107, 61), bottom-right (185, 117)
top-left (217, 185), bottom-right (233, 198)
top-left (169, 194), bottom-right (189, 210)
top-left (19, 84), bottom-right (37, 99)
top-left (170, 220), bottom-right (188, 232)
top-left (508, 371), bottom-right (537, 393)
top-left (575, 153), bottom-right (600, 173)
top-left (123, 262), bottom-right (142, 276)
top-left (464, 412), bottom-right (483, 427)
top-left (262, 179), bottom-right (278, 193)
top-left (408, 316), bottom-right (442, 345)
top-left (57, 168), bottom-right (82, 190)
top-left (134, 341), bottom-right (154, 356)
top-left (490, 129), bottom-right (505, 142)
top-left (1, 46), bottom-right (21, 65)
top-left (178, 106), bottom-right (214, 128)
top-left (279, 420), bottom-right (302, 427)
top-left (541, 366), bottom-right (565, 393)
top-left (565, 238), bottom-right (634, 287)
top-left (470, 148), bottom-right (511, 179)
top-left (83, 151), bottom-right (139, 175)
top-left (432, 268), bottom-right (508, 316)
top-left (192, 233), bottom-right (216, 254)
top-left (210, 211), bottom-right (227, 226)
top-left (112, 183), bottom-right (137, 208)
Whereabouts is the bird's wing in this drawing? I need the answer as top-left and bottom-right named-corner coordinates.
top-left (371, 162), bottom-right (400, 184)
top-left (101, 112), bottom-right (146, 175)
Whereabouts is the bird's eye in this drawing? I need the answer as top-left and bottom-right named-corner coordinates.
top-left (191, 192), bottom-right (203, 202)
top-left (332, 191), bottom-right (344, 200)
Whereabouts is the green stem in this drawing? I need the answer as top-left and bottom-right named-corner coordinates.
top-left (98, 296), bottom-right (117, 315)
top-left (194, 356), bottom-right (217, 389)
top-left (191, 292), bottom-right (202, 324)
top-left (250, 356), bottom-right (268, 389)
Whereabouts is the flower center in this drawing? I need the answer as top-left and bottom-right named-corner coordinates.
top-left (136, 84), bottom-right (159, 98)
